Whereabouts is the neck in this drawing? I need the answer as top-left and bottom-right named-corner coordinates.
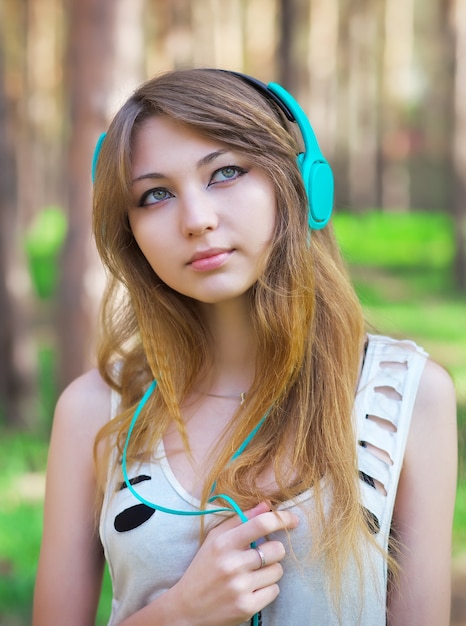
top-left (198, 299), bottom-right (256, 394)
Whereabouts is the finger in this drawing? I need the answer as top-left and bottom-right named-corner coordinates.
top-left (207, 501), bottom-right (271, 538)
top-left (249, 540), bottom-right (286, 570)
top-left (244, 501), bottom-right (272, 520)
top-left (252, 545), bottom-right (267, 570)
top-left (250, 562), bottom-right (284, 590)
top-left (239, 583), bottom-right (281, 620)
top-left (234, 510), bottom-right (299, 548)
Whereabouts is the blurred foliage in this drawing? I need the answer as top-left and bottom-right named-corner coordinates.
top-left (36, 345), bottom-right (58, 431)
top-left (334, 211), bottom-right (454, 270)
top-left (0, 431), bottom-right (48, 623)
top-left (0, 428), bottom-right (110, 623)
top-left (23, 207), bottom-right (67, 300)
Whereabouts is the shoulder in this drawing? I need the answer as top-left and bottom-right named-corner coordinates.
top-left (413, 358), bottom-right (456, 422)
top-left (395, 355), bottom-right (457, 520)
top-left (405, 357), bottom-right (457, 475)
top-left (54, 368), bottom-right (112, 434)
top-left (44, 367), bottom-right (113, 524)
top-left (49, 368), bottom-right (112, 467)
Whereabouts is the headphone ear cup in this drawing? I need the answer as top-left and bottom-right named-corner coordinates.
top-left (297, 153), bottom-right (334, 230)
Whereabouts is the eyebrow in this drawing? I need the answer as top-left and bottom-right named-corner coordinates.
top-left (131, 149), bottom-right (229, 184)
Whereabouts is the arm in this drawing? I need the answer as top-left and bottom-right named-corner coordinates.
top-left (33, 369), bottom-right (111, 626)
top-left (388, 359), bottom-right (457, 625)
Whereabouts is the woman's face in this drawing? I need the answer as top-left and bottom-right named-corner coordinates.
top-left (128, 116), bottom-right (276, 305)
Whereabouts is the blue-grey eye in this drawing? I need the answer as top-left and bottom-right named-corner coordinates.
top-left (140, 187), bottom-right (173, 207)
top-left (210, 165), bottom-right (247, 185)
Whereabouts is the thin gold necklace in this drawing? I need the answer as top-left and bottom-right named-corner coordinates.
top-left (205, 391), bottom-right (247, 405)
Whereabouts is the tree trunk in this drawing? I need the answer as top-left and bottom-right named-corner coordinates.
top-left (277, 0), bottom-right (294, 89)
top-left (451, 0), bottom-right (466, 289)
top-left (307, 0), bottom-right (339, 159)
top-left (0, 35), bottom-right (22, 425)
top-left (380, 0), bottom-right (415, 210)
top-left (243, 0), bottom-right (277, 79)
top-left (59, 0), bottom-right (116, 389)
top-left (277, 0), bottom-right (308, 93)
top-left (347, 1), bottom-right (381, 210)
top-left (211, 0), bottom-right (244, 70)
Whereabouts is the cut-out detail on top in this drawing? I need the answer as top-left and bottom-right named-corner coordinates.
top-left (379, 359), bottom-right (408, 371)
top-left (362, 506), bottom-right (380, 535)
top-left (366, 413), bottom-right (397, 433)
top-left (373, 385), bottom-right (403, 402)
top-left (359, 439), bottom-right (393, 467)
top-left (355, 335), bottom-right (428, 546)
top-left (359, 469), bottom-right (387, 496)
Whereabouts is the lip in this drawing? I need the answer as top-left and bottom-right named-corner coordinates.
top-left (187, 248), bottom-right (233, 271)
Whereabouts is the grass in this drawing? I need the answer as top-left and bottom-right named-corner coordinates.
top-left (1, 210), bottom-right (465, 623)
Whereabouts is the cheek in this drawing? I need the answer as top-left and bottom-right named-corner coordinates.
top-left (251, 202), bottom-right (276, 269)
top-left (129, 219), bottom-right (168, 270)
top-left (130, 211), bottom-right (161, 247)
top-left (137, 236), bottom-right (170, 273)
top-left (260, 195), bottom-right (277, 245)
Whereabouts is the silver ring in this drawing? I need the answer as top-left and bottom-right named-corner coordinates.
top-left (254, 546), bottom-right (266, 569)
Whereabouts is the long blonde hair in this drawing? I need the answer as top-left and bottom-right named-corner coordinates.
top-left (93, 68), bottom-right (374, 594)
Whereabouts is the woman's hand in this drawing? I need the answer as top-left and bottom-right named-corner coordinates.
top-left (171, 502), bottom-right (299, 626)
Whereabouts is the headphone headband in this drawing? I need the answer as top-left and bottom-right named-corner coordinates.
top-left (223, 71), bottom-right (296, 122)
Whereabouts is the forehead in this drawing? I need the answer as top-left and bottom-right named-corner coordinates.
top-left (133, 116), bottom-right (223, 154)
top-left (131, 116), bottom-right (234, 177)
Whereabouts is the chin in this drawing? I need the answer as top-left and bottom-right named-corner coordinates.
top-left (190, 288), bottom-right (252, 306)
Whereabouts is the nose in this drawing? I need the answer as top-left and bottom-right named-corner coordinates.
top-left (179, 189), bottom-right (219, 238)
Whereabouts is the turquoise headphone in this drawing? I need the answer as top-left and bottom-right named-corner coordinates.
top-left (227, 72), bottom-right (334, 230)
top-left (92, 71), bottom-right (334, 230)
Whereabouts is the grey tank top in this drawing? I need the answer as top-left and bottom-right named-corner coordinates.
top-left (99, 335), bottom-right (428, 625)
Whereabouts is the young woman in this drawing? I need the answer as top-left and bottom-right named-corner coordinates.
top-left (33, 68), bottom-right (457, 626)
